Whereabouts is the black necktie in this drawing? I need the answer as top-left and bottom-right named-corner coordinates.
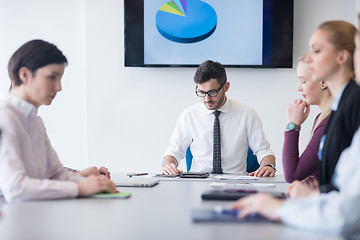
top-left (212, 110), bottom-right (222, 174)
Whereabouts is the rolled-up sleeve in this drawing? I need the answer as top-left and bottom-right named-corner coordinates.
top-left (246, 109), bottom-right (274, 162)
top-left (163, 110), bottom-right (192, 163)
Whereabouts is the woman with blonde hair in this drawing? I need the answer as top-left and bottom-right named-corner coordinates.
top-left (231, 20), bottom-right (360, 237)
top-left (282, 54), bottom-right (333, 183)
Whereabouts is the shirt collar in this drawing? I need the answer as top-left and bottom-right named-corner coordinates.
top-left (7, 93), bottom-right (37, 117)
top-left (203, 97), bottom-right (230, 115)
top-left (331, 82), bottom-right (348, 111)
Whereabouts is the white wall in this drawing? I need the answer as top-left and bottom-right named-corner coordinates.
top-left (0, 0), bottom-right (357, 174)
top-left (0, 0), bottom-right (87, 169)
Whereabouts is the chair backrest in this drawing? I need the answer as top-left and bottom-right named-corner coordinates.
top-left (185, 147), bottom-right (193, 172)
top-left (245, 148), bottom-right (260, 173)
top-left (185, 147), bottom-right (260, 173)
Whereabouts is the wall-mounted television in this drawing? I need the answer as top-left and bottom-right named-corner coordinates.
top-left (124, 0), bottom-right (293, 68)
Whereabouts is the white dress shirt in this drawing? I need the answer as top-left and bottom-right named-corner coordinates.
top-left (164, 98), bottom-right (274, 173)
top-left (279, 127), bottom-right (360, 237)
top-left (0, 94), bottom-right (83, 203)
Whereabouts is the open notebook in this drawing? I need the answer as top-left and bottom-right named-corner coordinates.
top-left (89, 192), bottom-right (131, 199)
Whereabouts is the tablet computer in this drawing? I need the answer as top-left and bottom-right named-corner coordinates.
top-left (192, 209), bottom-right (271, 223)
top-left (179, 172), bottom-right (210, 178)
top-left (201, 190), bottom-right (286, 200)
top-left (154, 172), bottom-right (209, 178)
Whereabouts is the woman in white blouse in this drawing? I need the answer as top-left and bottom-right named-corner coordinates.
top-left (0, 39), bottom-right (117, 203)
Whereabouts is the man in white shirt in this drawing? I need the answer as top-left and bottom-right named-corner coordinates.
top-left (162, 60), bottom-right (276, 177)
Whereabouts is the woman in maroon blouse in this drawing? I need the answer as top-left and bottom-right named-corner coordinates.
top-left (282, 55), bottom-right (333, 182)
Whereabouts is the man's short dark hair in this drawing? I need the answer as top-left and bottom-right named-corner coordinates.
top-left (8, 39), bottom-right (68, 86)
top-left (194, 60), bottom-right (227, 85)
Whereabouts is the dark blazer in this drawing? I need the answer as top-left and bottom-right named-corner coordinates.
top-left (320, 79), bottom-right (360, 193)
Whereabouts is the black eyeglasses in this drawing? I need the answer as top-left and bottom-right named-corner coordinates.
top-left (195, 83), bottom-right (225, 97)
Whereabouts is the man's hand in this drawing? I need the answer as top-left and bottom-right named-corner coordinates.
top-left (162, 156), bottom-right (183, 175)
top-left (249, 155), bottom-right (276, 177)
top-left (249, 165), bottom-right (275, 177)
top-left (162, 162), bottom-right (183, 175)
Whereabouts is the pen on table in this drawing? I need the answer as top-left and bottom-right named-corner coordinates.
top-left (127, 173), bottom-right (148, 177)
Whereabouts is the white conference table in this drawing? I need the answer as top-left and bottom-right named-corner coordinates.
top-left (0, 174), bottom-right (344, 240)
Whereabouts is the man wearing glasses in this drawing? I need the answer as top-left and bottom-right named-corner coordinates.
top-left (162, 60), bottom-right (276, 177)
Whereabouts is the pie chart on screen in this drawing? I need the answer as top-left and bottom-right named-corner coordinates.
top-left (156, 0), bottom-right (217, 43)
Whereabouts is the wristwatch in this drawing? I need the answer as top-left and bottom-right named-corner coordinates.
top-left (265, 164), bottom-right (277, 172)
top-left (286, 122), bottom-right (301, 131)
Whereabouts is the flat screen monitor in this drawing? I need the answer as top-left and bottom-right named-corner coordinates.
top-left (124, 0), bottom-right (293, 68)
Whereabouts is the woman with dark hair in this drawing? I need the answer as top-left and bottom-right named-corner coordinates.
top-left (0, 40), bottom-right (117, 203)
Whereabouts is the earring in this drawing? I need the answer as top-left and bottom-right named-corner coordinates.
top-left (321, 85), bottom-right (327, 90)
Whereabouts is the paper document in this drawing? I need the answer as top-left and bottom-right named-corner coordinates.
top-left (213, 175), bottom-right (259, 180)
top-left (209, 182), bottom-right (275, 188)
